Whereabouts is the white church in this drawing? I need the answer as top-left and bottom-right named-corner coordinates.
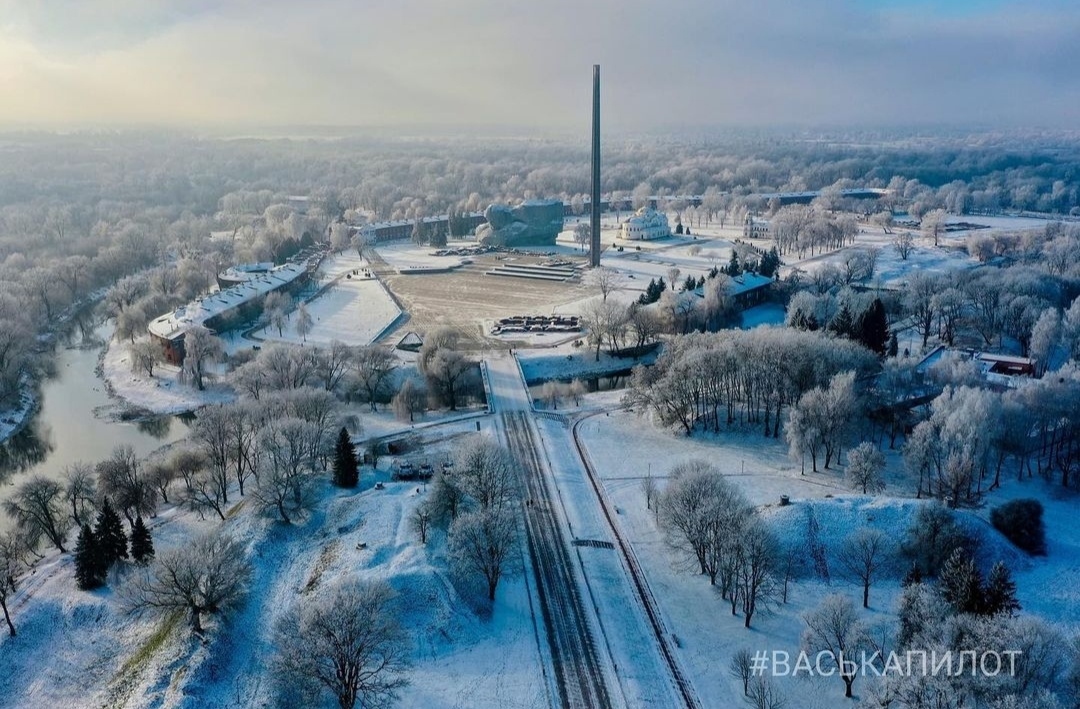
top-left (619, 207), bottom-right (671, 240)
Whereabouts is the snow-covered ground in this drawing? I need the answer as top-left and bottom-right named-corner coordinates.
top-left (575, 399), bottom-right (1080, 705)
top-left (102, 337), bottom-right (236, 415)
top-left (0, 437), bottom-right (546, 709)
top-left (254, 275), bottom-right (401, 347)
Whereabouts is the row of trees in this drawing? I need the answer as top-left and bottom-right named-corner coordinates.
top-left (624, 328), bottom-right (878, 437)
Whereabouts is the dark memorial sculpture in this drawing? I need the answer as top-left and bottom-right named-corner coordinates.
top-left (476, 200), bottom-right (564, 247)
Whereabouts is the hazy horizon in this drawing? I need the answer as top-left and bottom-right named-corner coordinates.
top-left (2, 0), bottom-right (1079, 131)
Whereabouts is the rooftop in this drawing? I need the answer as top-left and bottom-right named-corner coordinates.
top-left (149, 261), bottom-right (308, 340)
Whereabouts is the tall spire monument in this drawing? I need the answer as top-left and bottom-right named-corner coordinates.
top-left (590, 64), bottom-right (601, 268)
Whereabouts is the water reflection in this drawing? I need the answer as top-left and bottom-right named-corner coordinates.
top-left (0, 427), bottom-right (52, 481)
top-left (0, 318), bottom-right (190, 510)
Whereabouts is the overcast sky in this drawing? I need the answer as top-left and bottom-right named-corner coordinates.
top-left (1, 0), bottom-right (1078, 131)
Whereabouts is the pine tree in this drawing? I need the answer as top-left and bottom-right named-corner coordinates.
top-left (726, 252), bottom-right (741, 276)
top-left (74, 524), bottom-right (104, 590)
top-left (708, 265), bottom-right (720, 280)
top-left (129, 515), bottom-right (155, 565)
top-left (95, 497), bottom-right (128, 569)
top-left (888, 332), bottom-right (899, 358)
top-left (829, 305), bottom-right (856, 339)
top-left (333, 427), bottom-right (359, 488)
top-left (938, 548), bottom-right (983, 614)
top-left (982, 562), bottom-right (1020, 616)
top-left (857, 298), bottom-right (890, 355)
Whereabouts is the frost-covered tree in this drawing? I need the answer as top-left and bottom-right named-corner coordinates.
top-left (3, 476), bottom-right (72, 553)
top-left (275, 580), bottom-right (409, 709)
top-left (0, 533), bottom-right (27, 635)
top-left (351, 345), bottom-right (398, 412)
top-left (254, 417), bottom-right (320, 523)
top-left (845, 441), bottom-right (886, 494)
top-left (449, 508), bottom-right (519, 601)
top-left (295, 303), bottom-right (314, 342)
top-left (180, 325), bottom-right (223, 391)
top-left (837, 528), bottom-right (891, 608)
top-left (802, 594), bottom-right (869, 698)
top-left (125, 532), bottom-right (252, 633)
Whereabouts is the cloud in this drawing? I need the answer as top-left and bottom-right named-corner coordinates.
top-left (0, 0), bottom-right (1078, 129)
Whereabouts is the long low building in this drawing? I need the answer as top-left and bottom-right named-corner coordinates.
top-left (149, 260), bottom-right (314, 364)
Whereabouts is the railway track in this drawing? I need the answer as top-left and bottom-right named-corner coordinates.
top-left (571, 414), bottom-right (702, 709)
top-left (502, 411), bottom-right (613, 709)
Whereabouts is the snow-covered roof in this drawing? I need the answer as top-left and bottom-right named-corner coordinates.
top-left (692, 272), bottom-right (775, 299)
top-left (218, 262), bottom-right (274, 282)
top-left (149, 262), bottom-right (308, 341)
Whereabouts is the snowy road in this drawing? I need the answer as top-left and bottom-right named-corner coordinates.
top-left (485, 353), bottom-right (692, 709)
top-left (486, 353), bottom-right (613, 709)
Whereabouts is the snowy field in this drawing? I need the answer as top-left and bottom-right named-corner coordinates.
top-left (102, 337), bottom-right (236, 415)
top-left (574, 400), bottom-right (1080, 705)
top-left (255, 275), bottom-right (401, 347)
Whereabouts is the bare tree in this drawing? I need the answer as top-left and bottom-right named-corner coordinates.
top-left (352, 345), bottom-right (398, 412)
top-left (129, 339), bottom-right (160, 377)
top-left (837, 528), bottom-right (891, 609)
top-left (890, 231), bottom-right (913, 261)
top-left (97, 444), bottom-right (157, 524)
top-left (275, 580), bottom-right (410, 709)
top-left (313, 340), bottom-right (355, 393)
top-left (736, 517), bottom-right (779, 628)
top-left (421, 348), bottom-right (475, 411)
top-left (3, 476), bottom-right (73, 553)
top-left (586, 266), bottom-right (622, 303)
top-left (391, 379), bottom-right (427, 422)
top-left (0, 533), bottom-right (27, 636)
top-left (181, 325), bottom-right (224, 391)
top-left (729, 648), bottom-right (753, 696)
top-left (63, 463), bottom-right (97, 528)
top-left (454, 437), bottom-right (519, 513)
top-left (641, 471), bottom-right (658, 513)
top-left (192, 405), bottom-right (233, 506)
top-left (170, 448), bottom-right (206, 493)
top-left (745, 675), bottom-right (787, 709)
top-left (145, 462), bottom-right (177, 505)
top-left (802, 594), bottom-right (869, 698)
top-left (187, 468), bottom-right (228, 521)
top-left (411, 504), bottom-right (432, 545)
top-left (125, 532), bottom-right (252, 633)
top-left (254, 418), bottom-right (319, 523)
top-left (845, 442), bottom-right (886, 494)
top-left (449, 508), bottom-right (519, 601)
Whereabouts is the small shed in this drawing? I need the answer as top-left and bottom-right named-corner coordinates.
top-left (396, 331), bottom-right (424, 352)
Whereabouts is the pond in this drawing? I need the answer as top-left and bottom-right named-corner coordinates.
top-left (0, 319), bottom-right (191, 527)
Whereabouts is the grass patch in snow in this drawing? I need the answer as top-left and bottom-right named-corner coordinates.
top-left (107, 609), bottom-right (184, 705)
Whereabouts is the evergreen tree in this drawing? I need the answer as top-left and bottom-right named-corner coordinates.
top-left (982, 562), bottom-right (1020, 616)
top-left (94, 497), bottom-right (128, 569)
top-left (902, 560), bottom-right (923, 587)
top-left (759, 247), bottom-right (781, 277)
top-left (829, 305), bottom-right (856, 339)
top-left (129, 515), bottom-right (155, 565)
top-left (938, 548), bottom-right (983, 614)
top-left (888, 332), bottom-right (899, 358)
top-left (74, 524), bottom-right (104, 590)
top-left (656, 276), bottom-right (666, 296)
top-left (708, 265), bottom-right (720, 280)
top-left (726, 252), bottom-right (741, 276)
top-left (857, 298), bottom-right (890, 355)
top-left (675, 222), bottom-right (684, 234)
top-left (682, 275), bottom-right (697, 292)
top-left (332, 427), bottom-right (359, 488)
